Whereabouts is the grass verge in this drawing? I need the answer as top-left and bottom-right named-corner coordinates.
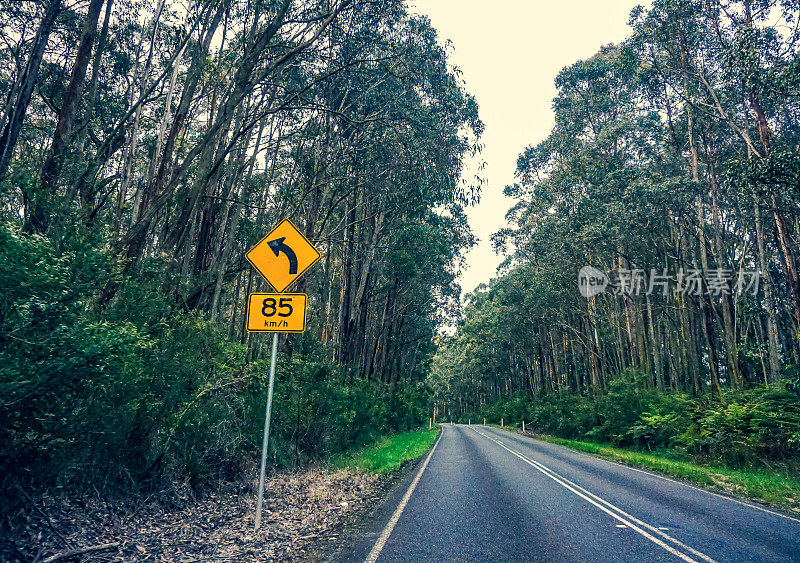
top-left (330, 427), bottom-right (440, 474)
top-left (531, 433), bottom-right (800, 515)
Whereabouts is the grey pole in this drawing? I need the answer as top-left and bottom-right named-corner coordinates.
top-left (255, 332), bottom-right (279, 531)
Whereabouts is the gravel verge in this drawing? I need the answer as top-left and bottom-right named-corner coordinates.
top-left (3, 465), bottom-right (401, 562)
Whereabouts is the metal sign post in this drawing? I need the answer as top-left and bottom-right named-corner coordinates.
top-left (255, 332), bottom-right (278, 531)
top-left (245, 217), bottom-right (321, 532)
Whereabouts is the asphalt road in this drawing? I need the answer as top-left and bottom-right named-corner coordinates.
top-left (335, 423), bottom-right (800, 562)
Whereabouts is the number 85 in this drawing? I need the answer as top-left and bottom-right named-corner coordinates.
top-left (262, 297), bottom-right (293, 317)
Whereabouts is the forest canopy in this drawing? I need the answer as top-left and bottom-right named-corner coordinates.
top-left (430, 0), bottom-right (800, 467)
top-left (0, 0), bottom-right (482, 492)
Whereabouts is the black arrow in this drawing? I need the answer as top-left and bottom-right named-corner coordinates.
top-left (266, 237), bottom-right (298, 274)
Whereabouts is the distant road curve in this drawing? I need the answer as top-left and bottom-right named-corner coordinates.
top-left (336, 424), bottom-right (800, 562)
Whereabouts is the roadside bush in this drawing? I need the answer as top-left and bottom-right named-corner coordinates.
top-left (527, 393), bottom-right (597, 437)
top-left (473, 368), bottom-right (800, 470)
top-left (0, 222), bottom-right (149, 486)
top-left (0, 221), bottom-right (256, 489)
top-left (682, 387), bottom-right (800, 467)
top-left (588, 368), bottom-right (661, 445)
top-left (627, 393), bottom-right (694, 449)
top-left (0, 218), bottom-right (428, 496)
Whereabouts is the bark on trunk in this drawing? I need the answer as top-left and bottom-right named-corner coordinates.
top-left (0, 0), bottom-right (62, 181)
top-left (28, 0), bottom-right (105, 233)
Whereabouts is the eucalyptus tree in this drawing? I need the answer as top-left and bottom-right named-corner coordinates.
top-left (0, 0), bottom-right (483, 491)
top-left (434, 0), bottom-right (800, 419)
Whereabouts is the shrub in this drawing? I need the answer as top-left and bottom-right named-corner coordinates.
top-left (473, 368), bottom-right (800, 470)
top-left (0, 218), bottom-right (428, 494)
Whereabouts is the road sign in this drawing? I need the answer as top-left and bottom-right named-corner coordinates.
top-left (246, 293), bottom-right (307, 333)
top-left (246, 218), bottom-right (322, 532)
top-left (245, 218), bottom-right (320, 292)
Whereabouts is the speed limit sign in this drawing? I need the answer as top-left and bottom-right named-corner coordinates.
top-left (246, 293), bottom-right (307, 333)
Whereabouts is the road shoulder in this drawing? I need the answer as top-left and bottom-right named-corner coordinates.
top-left (328, 429), bottom-right (442, 562)
top-left (510, 428), bottom-right (800, 521)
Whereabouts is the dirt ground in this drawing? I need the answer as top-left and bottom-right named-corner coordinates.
top-left (3, 466), bottom-right (398, 562)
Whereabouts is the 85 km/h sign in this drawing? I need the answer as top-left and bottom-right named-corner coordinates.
top-left (246, 293), bottom-right (307, 333)
top-left (244, 217), bottom-right (322, 532)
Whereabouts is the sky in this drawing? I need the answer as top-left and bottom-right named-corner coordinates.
top-left (408, 0), bottom-right (650, 297)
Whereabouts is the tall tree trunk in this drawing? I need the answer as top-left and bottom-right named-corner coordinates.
top-left (743, 0), bottom-right (800, 356)
top-left (681, 36), bottom-right (723, 392)
top-left (74, 0), bottom-right (115, 210)
top-left (123, 2), bottom-right (226, 259)
top-left (706, 145), bottom-right (742, 388)
top-left (646, 292), bottom-right (663, 390)
top-left (0, 0), bottom-right (63, 181)
top-left (587, 296), bottom-right (602, 392)
top-left (28, 0), bottom-right (105, 233)
top-left (753, 197), bottom-right (780, 381)
top-left (123, 0), bottom-right (166, 222)
top-left (673, 219), bottom-right (700, 393)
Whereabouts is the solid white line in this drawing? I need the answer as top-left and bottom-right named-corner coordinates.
top-left (574, 450), bottom-right (800, 525)
top-left (365, 431), bottom-right (442, 563)
top-left (472, 428), bottom-right (716, 563)
top-left (513, 430), bottom-right (800, 525)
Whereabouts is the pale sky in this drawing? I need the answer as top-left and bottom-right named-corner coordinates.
top-left (409, 1), bottom-right (649, 297)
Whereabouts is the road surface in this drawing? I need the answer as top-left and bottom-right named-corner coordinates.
top-left (336, 424), bottom-right (800, 562)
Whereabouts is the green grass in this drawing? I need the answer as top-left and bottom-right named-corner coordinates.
top-left (532, 434), bottom-right (800, 515)
top-left (331, 427), bottom-right (440, 474)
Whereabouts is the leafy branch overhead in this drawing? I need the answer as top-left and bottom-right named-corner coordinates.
top-left (432, 0), bottom-right (800, 470)
top-left (0, 0), bottom-right (481, 507)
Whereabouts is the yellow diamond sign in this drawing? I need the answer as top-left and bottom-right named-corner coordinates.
top-left (245, 218), bottom-right (320, 292)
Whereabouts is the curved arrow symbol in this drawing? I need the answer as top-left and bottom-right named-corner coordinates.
top-left (266, 237), bottom-right (298, 274)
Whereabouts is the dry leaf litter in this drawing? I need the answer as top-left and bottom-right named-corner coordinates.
top-left (4, 466), bottom-right (398, 562)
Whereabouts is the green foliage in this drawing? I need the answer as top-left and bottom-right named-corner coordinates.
top-left (430, 0), bottom-right (800, 484)
top-left (1, 0), bottom-right (472, 514)
top-left (330, 427), bottom-right (439, 474)
top-left (787, 378), bottom-right (800, 398)
top-left (470, 370), bottom-right (800, 471)
top-left (0, 217), bottom-right (428, 492)
top-left (267, 350), bottom-right (428, 469)
top-left (0, 219), bottom-right (249, 487)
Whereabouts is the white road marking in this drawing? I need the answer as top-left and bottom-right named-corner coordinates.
top-left (616, 524), bottom-right (628, 528)
top-left (472, 428), bottom-right (716, 563)
top-left (601, 457), bottom-right (800, 524)
top-left (365, 431), bottom-right (442, 562)
top-left (528, 435), bottom-right (800, 525)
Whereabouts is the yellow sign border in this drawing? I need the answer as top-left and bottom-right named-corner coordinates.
top-left (245, 218), bottom-right (320, 292)
top-left (245, 293), bottom-right (308, 333)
